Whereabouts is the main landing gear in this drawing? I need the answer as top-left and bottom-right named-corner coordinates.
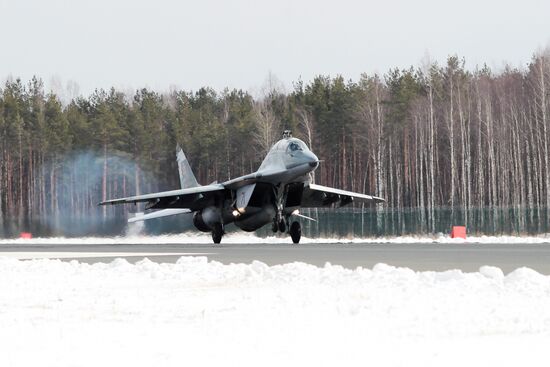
top-left (289, 221), bottom-right (301, 244)
top-left (211, 223), bottom-right (224, 244)
top-left (272, 216), bottom-right (301, 244)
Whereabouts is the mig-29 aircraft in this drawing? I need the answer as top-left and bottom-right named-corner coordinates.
top-left (99, 131), bottom-right (384, 243)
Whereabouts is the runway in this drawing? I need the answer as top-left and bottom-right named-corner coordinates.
top-left (2, 242), bottom-right (550, 274)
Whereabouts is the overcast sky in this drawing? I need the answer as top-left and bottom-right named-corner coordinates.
top-left (1, 0), bottom-right (549, 96)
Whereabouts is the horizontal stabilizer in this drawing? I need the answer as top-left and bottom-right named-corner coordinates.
top-left (128, 209), bottom-right (191, 223)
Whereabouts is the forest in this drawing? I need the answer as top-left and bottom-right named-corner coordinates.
top-left (1, 50), bottom-right (550, 237)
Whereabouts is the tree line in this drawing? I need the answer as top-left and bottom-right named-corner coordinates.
top-left (1, 49), bottom-right (550, 236)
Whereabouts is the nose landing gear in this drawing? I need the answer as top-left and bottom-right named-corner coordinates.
top-left (278, 218), bottom-right (286, 233)
top-left (273, 184), bottom-right (301, 244)
top-left (272, 217), bottom-right (287, 233)
top-left (274, 210), bottom-right (287, 233)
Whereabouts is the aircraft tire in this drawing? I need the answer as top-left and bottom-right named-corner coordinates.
top-left (290, 221), bottom-right (301, 244)
top-left (278, 219), bottom-right (286, 233)
top-left (212, 224), bottom-right (223, 244)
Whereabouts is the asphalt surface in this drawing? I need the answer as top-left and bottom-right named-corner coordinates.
top-left (2, 242), bottom-right (550, 274)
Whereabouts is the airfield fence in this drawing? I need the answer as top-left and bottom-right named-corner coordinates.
top-left (256, 206), bottom-right (550, 238)
top-left (1, 206), bottom-right (549, 238)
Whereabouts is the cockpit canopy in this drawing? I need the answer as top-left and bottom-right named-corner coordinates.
top-left (288, 141), bottom-right (303, 152)
top-left (278, 138), bottom-right (308, 154)
top-left (267, 138), bottom-right (310, 156)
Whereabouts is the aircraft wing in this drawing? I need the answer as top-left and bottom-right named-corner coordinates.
top-left (98, 183), bottom-right (225, 209)
top-left (301, 183), bottom-right (384, 208)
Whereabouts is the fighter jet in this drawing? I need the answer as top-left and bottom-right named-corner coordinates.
top-left (99, 130), bottom-right (384, 243)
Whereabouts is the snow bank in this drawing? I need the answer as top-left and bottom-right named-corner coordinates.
top-left (1, 257), bottom-right (549, 366)
top-left (2, 232), bottom-right (550, 245)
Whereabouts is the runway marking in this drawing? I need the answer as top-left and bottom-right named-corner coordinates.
top-left (0, 252), bottom-right (216, 260)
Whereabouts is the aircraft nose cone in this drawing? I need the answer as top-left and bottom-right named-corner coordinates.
top-left (307, 152), bottom-right (319, 168)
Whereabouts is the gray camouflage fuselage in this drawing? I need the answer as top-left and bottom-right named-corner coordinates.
top-left (198, 137), bottom-right (319, 232)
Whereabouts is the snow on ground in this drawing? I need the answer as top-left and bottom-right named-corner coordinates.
top-left (1, 257), bottom-right (549, 366)
top-left (2, 232), bottom-right (550, 245)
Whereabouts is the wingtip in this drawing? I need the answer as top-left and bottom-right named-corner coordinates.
top-left (98, 200), bottom-right (115, 206)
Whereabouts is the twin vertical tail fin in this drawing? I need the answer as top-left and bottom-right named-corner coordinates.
top-left (123, 145), bottom-right (199, 223)
top-left (176, 145), bottom-right (200, 189)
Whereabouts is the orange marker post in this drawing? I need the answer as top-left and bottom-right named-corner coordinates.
top-left (451, 226), bottom-right (466, 239)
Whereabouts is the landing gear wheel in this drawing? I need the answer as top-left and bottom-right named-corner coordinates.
top-left (290, 221), bottom-right (301, 244)
top-left (211, 223), bottom-right (223, 244)
top-left (278, 218), bottom-right (286, 233)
